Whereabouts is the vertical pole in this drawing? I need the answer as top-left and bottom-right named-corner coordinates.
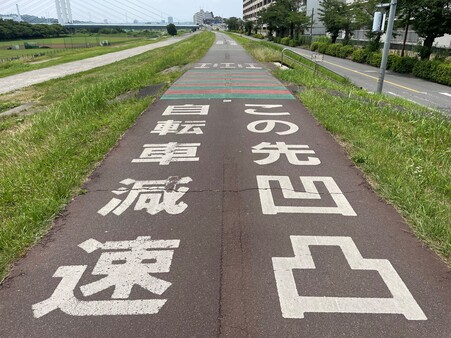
top-left (310, 9), bottom-right (314, 38)
top-left (376, 0), bottom-right (397, 94)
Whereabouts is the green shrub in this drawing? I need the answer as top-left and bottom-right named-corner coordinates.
top-left (314, 36), bottom-right (332, 44)
top-left (391, 56), bottom-right (418, 73)
top-left (325, 43), bottom-right (343, 56)
top-left (253, 33), bottom-right (264, 39)
top-left (368, 52), bottom-right (382, 67)
top-left (413, 60), bottom-right (451, 86)
top-left (289, 39), bottom-right (298, 47)
top-left (352, 49), bottom-right (368, 63)
top-left (311, 41), bottom-right (320, 51)
top-left (434, 63), bottom-right (451, 86)
top-left (337, 45), bottom-right (354, 58)
top-left (387, 54), bottom-right (399, 69)
top-left (317, 42), bottom-right (329, 54)
top-left (280, 37), bottom-right (291, 46)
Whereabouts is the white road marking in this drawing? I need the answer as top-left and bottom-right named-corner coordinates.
top-left (257, 176), bottom-right (356, 216)
top-left (439, 92), bottom-right (451, 98)
top-left (272, 236), bottom-right (427, 320)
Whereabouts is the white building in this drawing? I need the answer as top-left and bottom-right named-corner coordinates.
top-left (193, 9), bottom-right (214, 25)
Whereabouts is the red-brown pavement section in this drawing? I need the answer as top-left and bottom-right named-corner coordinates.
top-left (0, 32), bottom-right (450, 338)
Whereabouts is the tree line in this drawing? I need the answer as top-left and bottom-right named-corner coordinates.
top-left (319, 0), bottom-right (451, 59)
top-left (231, 0), bottom-right (450, 60)
top-left (0, 19), bottom-right (68, 41)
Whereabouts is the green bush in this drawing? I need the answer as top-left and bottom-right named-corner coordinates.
top-left (413, 60), bottom-right (451, 86)
top-left (325, 43), bottom-right (343, 56)
top-left (368, 52), bottom-right (382, 67)
top-left (434, 63), bottom-right (451, 86)
top-left (317, 42), bottom-right (329, 54)
top-left (387, 54), bottom-right (399, 70)
top-left (289, 39), bottom-right (298, 47)
top-left (391, 56), bottom-right (418, 73)
top-left (280, 37), bottom-right (291, 46)
top-left (337, 45), bottom-right (354, 58)
top-left (311, 41), bottom-right (320, 51)
top-left (253, 33), bottom-right (264, 39)
top-left (352, 49), bottom-right (368, 63)
top-left (314, 36), bottom-right (332, 44)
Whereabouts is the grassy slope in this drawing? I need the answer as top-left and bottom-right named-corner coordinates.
top-left (0, 37), bottom-right (166, 78)
top-left (231, 34), bottom-right (451, 264)
top-left (0, 31), bottom-right (215, 280)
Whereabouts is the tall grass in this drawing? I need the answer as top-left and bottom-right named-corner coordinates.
top-left (0, 32), bottom-right (215, 280)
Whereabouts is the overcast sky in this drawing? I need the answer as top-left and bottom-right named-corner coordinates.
top-left (0, 0), bottom-right (243, 22)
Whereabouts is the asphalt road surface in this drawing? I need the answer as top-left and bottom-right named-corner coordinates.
top-left (290, 46), bottom-right (451, 115)
top-left (0, 32), bottom-right (450, 338)
top-left (239, 34), bottom-right (451, 115)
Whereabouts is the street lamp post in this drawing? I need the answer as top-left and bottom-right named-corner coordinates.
top-left (376, 0), bottom-right (398, 94)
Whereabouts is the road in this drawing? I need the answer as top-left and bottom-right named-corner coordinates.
top-left (0, 32), bottom-right (450, 337)
top-left (240, 34), bottom-right (451, 115)
top-left (0, 33), bottom-right (196, 95)
top-left (291, 46), bottom-right (451, 114)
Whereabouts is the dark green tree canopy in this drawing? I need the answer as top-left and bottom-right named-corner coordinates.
top-left (166, 23), bottom-right (177, 36)
top-left (259, 0), bottom-right (309, 38)
top-left (0, 19), bottom-right (68, 40)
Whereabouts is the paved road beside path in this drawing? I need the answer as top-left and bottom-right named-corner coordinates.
top-left (0, 32), bottom-right (450, 338)
top-left (0, 34), bottom-right (196, 95)
top-left (238, 34), bottom-right (451, 114)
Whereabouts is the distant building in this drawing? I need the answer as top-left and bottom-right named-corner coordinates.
top-left (193, 9), bottom-right (214, 25)
top-left (168, 16), bottom-right (173, 24)
top-left (0, 14), bottom-right (20, 22)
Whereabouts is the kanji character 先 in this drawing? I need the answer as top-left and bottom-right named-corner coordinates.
top-left (252, 142), bottom-right (320, 166)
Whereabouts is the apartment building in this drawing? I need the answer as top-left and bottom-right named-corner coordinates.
top-left (193, 9), bottom-right (214, 25)
top-left (243, 0), bottom-right (275, 21)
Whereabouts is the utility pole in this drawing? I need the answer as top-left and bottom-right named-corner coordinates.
top-left (376, 0), bottom-right (398, 94)
top-left (310, 9), bottom-right (314, 37)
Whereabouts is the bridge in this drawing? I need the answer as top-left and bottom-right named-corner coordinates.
top-left (1, 0), bottom-right (197, 28)
top-left (63, 23), bottom-right (199, 31)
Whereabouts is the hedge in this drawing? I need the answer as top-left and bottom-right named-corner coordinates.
top-left (317, 42), bottom-right (329, 54)
top-left (325, 43), bottom-right (343, 56)
top-left (390, 56), bottom-right (418, 73)
top-left (352, 49), bottom-right (368, 63)
top-left (368, 52), bottom-right (382, 67)
top-left (280, 37), bottom-right (291, 46)
top-left (337, 45), bottom-right (354, 58)
top-left (413, 60), bottom-right (451, 86)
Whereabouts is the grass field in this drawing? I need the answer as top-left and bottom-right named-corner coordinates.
top-left (230, 34), bottom-right (451, 265)
top-left (0, 35), bottom-right (167, 78)
top-left (0, 34), bottom-right (149, 49)
top-left (0, 31), bottom-right (215, 281)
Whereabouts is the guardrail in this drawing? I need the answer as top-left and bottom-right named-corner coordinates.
top-left (280, 47), bottom-right (347, 84)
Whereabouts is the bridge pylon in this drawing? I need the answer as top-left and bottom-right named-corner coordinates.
top-left (55, 0), bottom-right (73, 24)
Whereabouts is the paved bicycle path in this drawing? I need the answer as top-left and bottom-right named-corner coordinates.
top-left (0, 32), bottom-right (450, 338)
top-left (0, 34), bottom-right (196, 95)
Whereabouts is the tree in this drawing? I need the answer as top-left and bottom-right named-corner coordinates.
top-left (166, 23), bottom-right (177, 36)
top-left (225, 17), bottom-right (242, 31)
top-left (244, 20), bottom-right (253, 36)
top-left (408, 0), bottom-right (451, 59)
top-left (260, 0), bottom-right (309, 38)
